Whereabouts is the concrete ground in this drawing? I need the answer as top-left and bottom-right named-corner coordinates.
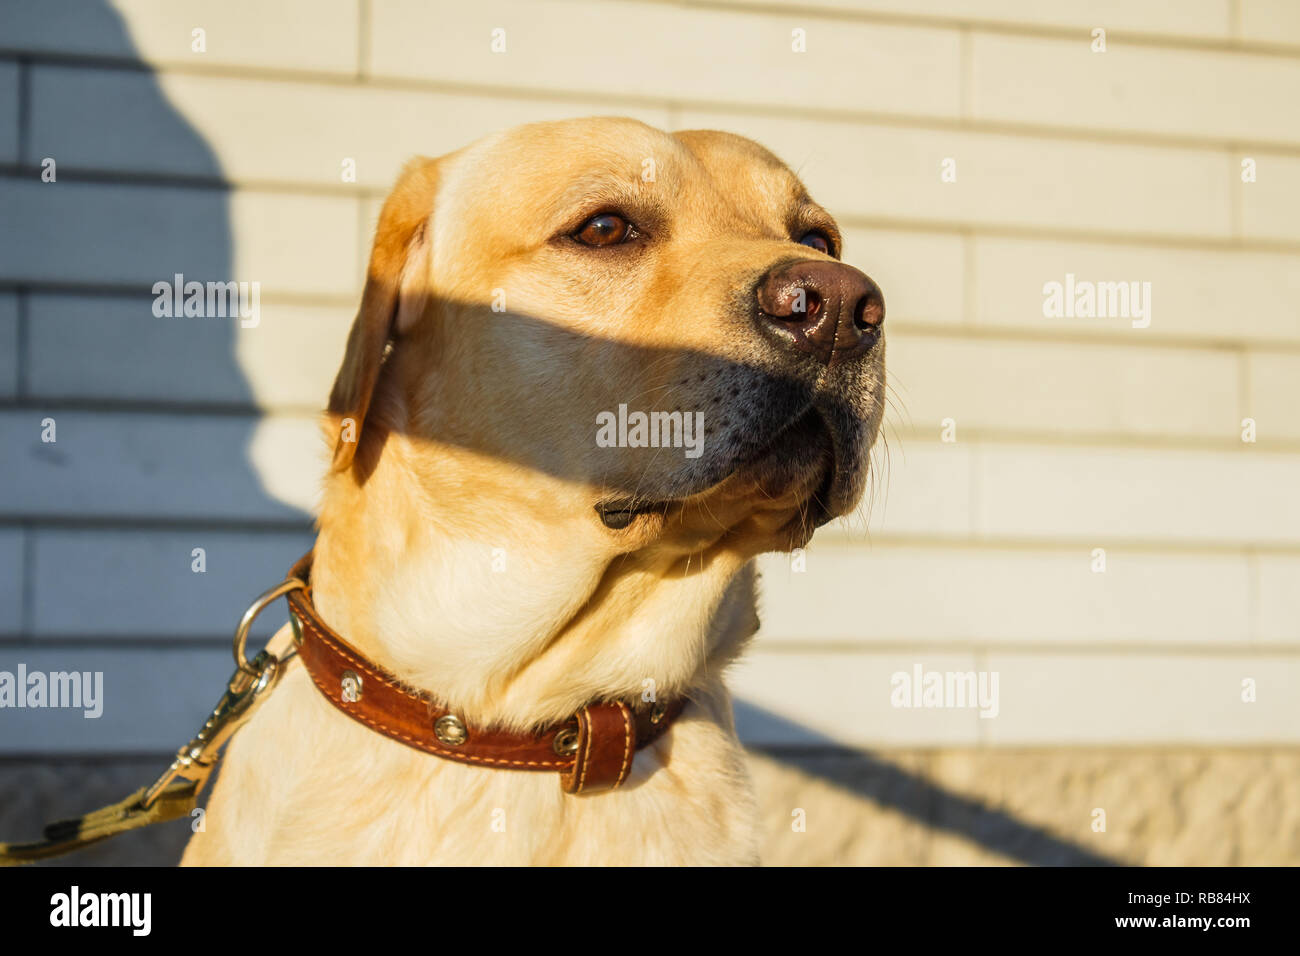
top-left (4, 748), bottom-right (1295, 866)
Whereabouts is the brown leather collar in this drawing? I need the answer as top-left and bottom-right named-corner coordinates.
top-left (283, 553), bottom-right (685, 795)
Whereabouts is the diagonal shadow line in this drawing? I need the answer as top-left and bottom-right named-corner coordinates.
top-left (735, 699), bottom-right (1123, 866)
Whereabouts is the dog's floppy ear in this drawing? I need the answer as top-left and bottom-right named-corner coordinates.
top-left (328, 157), bottom-right (439, 471)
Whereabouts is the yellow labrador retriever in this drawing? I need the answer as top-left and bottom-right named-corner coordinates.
top-left (182, 117), bottom-right (885, 866)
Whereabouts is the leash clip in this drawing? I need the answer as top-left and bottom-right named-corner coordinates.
top-left (140, 576), bottom-right (304, 809)
top-left (139, 651), bottom-right (280, 810)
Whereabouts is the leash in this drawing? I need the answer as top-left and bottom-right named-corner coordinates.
top-left (0, 553), bottom-right (686, 864)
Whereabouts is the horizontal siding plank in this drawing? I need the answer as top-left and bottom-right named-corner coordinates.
top-left (0, 178), bottom-right (360, 295)
top-left (731, 651), bottom-right (984, 747)
top-left (0, 647), bottom-right (234, 753)
top-left (841, 228), bottom-right (965, 327)
top-left (1246, 353), bottom-right (1300, 442)
top-left (695, 0), bottom-right (1233, 42)
top-left (675, 110), bottom-right (1233, 240)
top-left (26, 66), bottom-right (672, 187)
top-left (370, 0), bottom-right (962, 119)
top-left (0, 0), bottom-right (360, 74)
top-left (974, 443), bottom-right (1300, 545)
top-left (736, 648), bottom-right (1300, 746)
top-left (982, 653), bottom-right (1300, 744)
top-left (755, 546), bottom-right (1253, 644)
top-left (233, 305), bottom-right (350, 410)
top-left (1255, 555), bottom-right (1300, 643)
top-left (227, 191), bottom-right (361, 296)
top-left (25, 293), bottom-right (350, 408)
top-left (828, 440), bottom-right (1300, 546)
top-left (972, 236), bottom-right (1300, 344)
top-left (0, 529), bottom-right (22, 634)
top-left (843, 441), bottom-right (976, 539)
top-left (0, 61), bottom-right (18, 165)
top-left (0, 411), bottom-right (320, 521)
top-left (0, 294), bottom-right (17, 398)
top-left (971, 32), bottom-right (1300, 145)
top-left (1240, 0), bottom-right (1300, 47)
top-left (27, 65), bottom-right (226, 179)
top-left (1240, 153), bottom-right (1300, 242)
top-left (887, 333), bottom-right (1241, 440)
top-left (31, 528), bottom-right (314, 638)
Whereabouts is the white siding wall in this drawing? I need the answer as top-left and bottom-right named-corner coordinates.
top-left (1, 0), bottom-right (1297, 765)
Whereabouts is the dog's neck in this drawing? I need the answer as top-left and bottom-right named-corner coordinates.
top-left (308, 429), bottom-right (760, 731)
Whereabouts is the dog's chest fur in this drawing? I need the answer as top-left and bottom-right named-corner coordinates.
top-left (182, 654), bottom-right (761, 866)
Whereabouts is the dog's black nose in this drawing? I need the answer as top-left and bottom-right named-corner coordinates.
top-left (756, 259), bottom-right (884, 366)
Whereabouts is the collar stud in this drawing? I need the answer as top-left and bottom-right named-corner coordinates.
top-left (434, 714), bottom-right (469, 746)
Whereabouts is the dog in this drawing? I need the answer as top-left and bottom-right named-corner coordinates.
top-left (181, 116), bottom-right (885, 866)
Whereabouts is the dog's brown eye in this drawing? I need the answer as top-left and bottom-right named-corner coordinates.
top-left (797, 231), bottom-right (832, 255)
top-left (575, 213), bottom-right (633, 247)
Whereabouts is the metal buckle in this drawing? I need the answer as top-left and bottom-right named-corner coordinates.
top-left (233, 577), bottom-right (306, 675)
top-left (139, 576), bottom-right (305, 810)
top-left (553, 726), bottom-right (580, 756)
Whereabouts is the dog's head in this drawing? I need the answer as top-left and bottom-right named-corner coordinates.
top-left (328, 117), bottom-right (885, 567)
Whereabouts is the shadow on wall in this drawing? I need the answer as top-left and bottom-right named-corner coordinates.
top-left (738, 701), bottom-right (1119, 866)
top-left (0, 3), bottom-right (1119, 868)
top-left (0, 1), bottom-right (314, 861)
